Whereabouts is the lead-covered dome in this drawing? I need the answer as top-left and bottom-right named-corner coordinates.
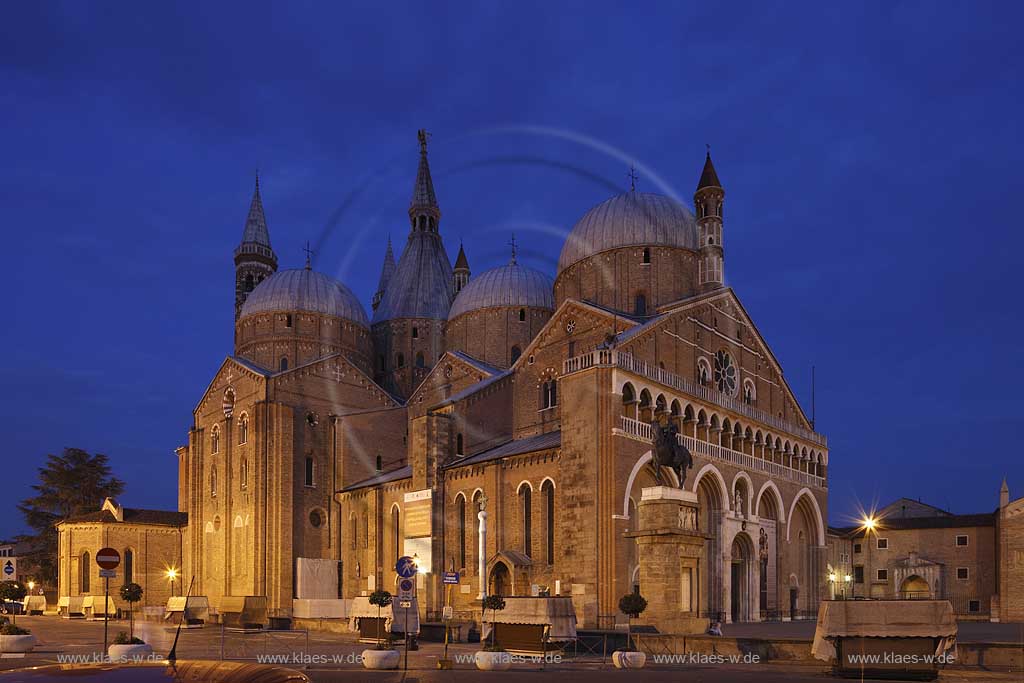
top-left (240, 268), bottom-right (369, 326)
top-left (448, 261), bottom-right (554, 320)
top-left (557, 191), bottom-right (698, 273)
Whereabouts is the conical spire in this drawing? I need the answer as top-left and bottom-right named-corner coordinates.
top-left (372, 237), bottom-right (397, 311)
top-left (242, 171), bottom-right (272, 246)
top-left (454, 243), bottom-right (469, 271)
top-left (696, 148), bottom-right (722, 191)
top-left (409, 129), bottom-right (440, 229)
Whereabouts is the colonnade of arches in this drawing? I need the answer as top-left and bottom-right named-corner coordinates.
top-left (620, 381), bottom-right (826, 478)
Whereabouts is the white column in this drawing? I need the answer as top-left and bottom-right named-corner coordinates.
top-left (477, 509), bottom-right (487, 598)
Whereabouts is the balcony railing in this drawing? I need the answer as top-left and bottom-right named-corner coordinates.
top-left (563, 349), bottom-right (827, 448)
top-left (614, 415), bottom-right (826, 489)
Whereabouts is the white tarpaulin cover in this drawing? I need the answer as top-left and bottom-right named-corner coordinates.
top-left (481, 596), bottom-right (577, 642)
top-left (812, 600), bottom-right (957, 661)
top-left (295, 558), bottom-right (339, 599)
top-left (349, 596), bottom-right (420, 634)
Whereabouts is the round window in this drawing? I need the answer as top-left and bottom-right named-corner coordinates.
top-left (309, 509), bottom-right (324, 528)
top-left (714, 350), bottom-right (737, 396)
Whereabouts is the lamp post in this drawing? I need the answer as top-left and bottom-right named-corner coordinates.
top-left (861, 516), bottom-right (876, 600)
top-left (166, 568), bottom-right (178, 597)
top-left (843, 574), bottom-right (852, 599)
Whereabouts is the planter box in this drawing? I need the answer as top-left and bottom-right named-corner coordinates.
top-left (108, 643), bottom-right (153, 661)
top-left (361, 648), bottom-right (400, 670)
top-left (0, 634), bottom-right (37, 653)
top-left (612, 650), bottom-right (647, 669)
top-left (474, 650), bottom-right (512, 671)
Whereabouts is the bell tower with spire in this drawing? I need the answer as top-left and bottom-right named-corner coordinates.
top-left (234, 172), bottom-right (278, 321)
top-left (453, 243), bottom-right (470, 293)
top-left (695, 149), bottom-right (725, 293)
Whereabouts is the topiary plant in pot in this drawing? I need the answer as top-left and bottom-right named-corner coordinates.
top-left (612, 592), bottom-right (648, 669)
top-left (108, 629), bottom-right (153, 661)
top-left (119, 583), bottom-right (144, 641)
top-left (474, 594), bottom-right (510, 671)
top-left (362, 590), bottom-right (400, 670)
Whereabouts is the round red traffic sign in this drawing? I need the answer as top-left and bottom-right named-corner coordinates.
top-left (96, 547), bottom-right (120, 569)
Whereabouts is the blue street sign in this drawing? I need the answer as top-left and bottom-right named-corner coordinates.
top-left (442, 571), bottom-right (459, 585)
top-left (396, 555), bottom-right (418, 578)
top-left (2, 561), bottom-right (13, 576)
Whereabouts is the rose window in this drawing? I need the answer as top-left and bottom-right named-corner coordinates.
top-left (714, 350), bottom-right (737, 396)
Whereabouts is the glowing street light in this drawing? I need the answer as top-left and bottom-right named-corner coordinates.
top-left (166, 567), bottom-right (178, 596)
top-left (862, 516), bottom-right (877, 532)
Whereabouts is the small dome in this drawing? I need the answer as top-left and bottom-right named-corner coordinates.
top-left (449, 261), bottom-right (554, 320)
top-left (240, 268), bottom-right (369, 326)
top-left (557, 191), bottom-right (698, 273)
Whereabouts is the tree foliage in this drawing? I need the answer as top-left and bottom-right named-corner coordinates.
top-left (17, 448), bottom-right (126, 584)
top-left (0, 581), bottom-right (27, 602)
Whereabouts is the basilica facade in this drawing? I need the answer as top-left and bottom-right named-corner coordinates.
top-left (176, 131), bottom-right (829, 628)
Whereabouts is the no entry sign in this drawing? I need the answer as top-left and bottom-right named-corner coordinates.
top-left (96, 547), bottom-right (121, 570)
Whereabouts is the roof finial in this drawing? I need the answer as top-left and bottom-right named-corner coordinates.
top-left (627, 165), bottom-right (638, 192)
top-left (706, 143), bottom-right (711, 157)
top-left (417, 129), bottom-right (430, 154)
top-left (508, 233), bottom-right (518, 265)
top-left (303, 241), bottom-right (315, 270)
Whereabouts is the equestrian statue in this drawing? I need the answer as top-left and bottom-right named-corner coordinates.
top-left (650, 419), bottom-right (694, 488)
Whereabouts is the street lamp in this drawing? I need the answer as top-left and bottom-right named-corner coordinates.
top-left (166, 568), bottom-right (178, 596)
top-left (843, 574), bottom-right (852, 599)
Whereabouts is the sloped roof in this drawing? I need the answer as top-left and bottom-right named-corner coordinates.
top-left (831, 512), bottom-right (996, 536)
top-left (341, 465), bottom-right (412, 492)
top-left (241, 174), bottom-right (272, 246)
top-left (696, 151), bottom-right (722, 191)
top-left (63, 508), bottom-right (188, 527)
top-left (444, 430), bottom-right (560, 469)
top-left (371, 231), bottom-right (454, 322)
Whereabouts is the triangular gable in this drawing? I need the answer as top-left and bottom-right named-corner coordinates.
top-left (269, 352), bottom-right (399, 408)
top-left (618, 287), bottom-right (814, 430)
top-left (193, 355), bottom-right (270, 415)
top-left (407, 350), bottom-right (501, 406)
top-left (509, 298), bottom-right (641, 372)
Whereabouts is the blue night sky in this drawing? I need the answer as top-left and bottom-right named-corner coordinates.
top-left (2, 2), bottom-right (1021, 539)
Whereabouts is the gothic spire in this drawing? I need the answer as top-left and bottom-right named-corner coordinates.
top-left (242, 171), bottom-right (272, 247)
top-left (409, 129), bottom-right (441, 231)
top-left (696, 147), bottom-right (722, 191)
top-left (372, 236), bottom-right (397, 311)
top-left (454, 242), bottom-right (469, 271)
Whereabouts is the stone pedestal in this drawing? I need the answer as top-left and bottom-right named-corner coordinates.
top-left (625, 486), bottom-right (709, 634)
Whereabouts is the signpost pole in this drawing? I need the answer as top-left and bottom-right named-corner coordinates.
top-left (403, 605), bottom-right (409, 671)
top-left (443, 585), bottom-right (450, 662)
top-left (103, 574), bottom-right (110, 657)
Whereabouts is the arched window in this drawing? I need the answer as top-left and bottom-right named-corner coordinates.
top-left (124, 549), bottom-right (134, 585)
top-left (81, 552), bottom-right (90, 592)
top-left (211, 468), bottom-right (217, 497)
top-left (518, 308), bottom-right (526, 322)
top-left (285, 314), bottom-right (293, 328)
top-left (375, 454), bottom-right (382, 471)
top-left (634, 292), bottom-right (647, 316)
top-left (349, 515), bottom-right (357, 550)
top-left (510, 345), bottom-right (522, 364)
top-left (238, 414), bottom-right (249, 444)
top-left (412, 326), bottom-right (419, 339)
top-left (743, 380), bottom-right (755, 405)
top-left (542, 480), bottom-right (555, 565)
top-left (456, 433), bottom-right (464, 455)
top-left (697, 359), bottom-right (711, 387)
top-left (279, 357), bottom-right (288, 371)
top-left (241, 458), bottom-right (248, 489)
top-left (642, 247), bottom-right (651, 264)
top-left (520, 485), bottom-right (533, 557)
top-left (304, 456), bottom-right (315, 487)
top-left (397, 353), bottom-right (405, 368)
top-left (210, 426), bottom-right (219, 454)
top-left (415, 351), bottom-right (425, 368)
top-left (457, 495), bottom-right (467, 569)
top-left (540, 379), bottom-right (558, 409)
top-left (392, 506), bottom-right (401, 562)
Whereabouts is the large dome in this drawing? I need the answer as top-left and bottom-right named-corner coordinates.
top-left (448, 261), bottom-right (554, 320)
top-left (240, 268), bottom-right (369, 326)
top-left (557, 191), bottom-right (698, 273)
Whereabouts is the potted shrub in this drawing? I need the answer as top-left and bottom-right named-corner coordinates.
top-left (0, 622), bottom-right (36, 654)
top-left (361, 590), bottom-right (400, 670)
top-left (474, 594), bottom-right (510, 671)
top-left (120, 583), bottom-right (144, 640)
top-left (108, 630), bottom-right (153, 661)
top-left (0, 581), bottom-right (27, 627)
top-left (612, 592), bottom-right (648, 669)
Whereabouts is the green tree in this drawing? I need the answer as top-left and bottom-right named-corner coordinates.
top-left (368, 590), bottom-right (393, 649)
top-left (618, 592), bottom-right (648, 652)
top-left (0, 581), bottom-right (27, 626)
top-left (17, 448), bottom-right (125, 584)
top-left (482, 594), bottom-right (506, 651)
top-left (120, 583), bottom-right (143, 640)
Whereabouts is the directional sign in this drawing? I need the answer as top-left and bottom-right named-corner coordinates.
top-left (2, 559), bottom-right (15, 577)
top-left (442, 571), bottom-right (459, 585)
top-left (398, 600), bottom-right (412, 609)
top-left (98, 569), bottom-right (117, 579)
top-left (96, 547), bottom-right (120, 570)
top-left (395, 555), bottom-right (418, 579)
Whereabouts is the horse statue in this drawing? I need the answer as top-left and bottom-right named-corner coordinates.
top-left (650, 420), bottom-right (694, 488)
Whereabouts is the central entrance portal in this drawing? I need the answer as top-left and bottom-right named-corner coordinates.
top-left (730, 533), bottom-right (754, 622)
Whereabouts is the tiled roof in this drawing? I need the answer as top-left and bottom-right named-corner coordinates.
top-left (448, 351), bottom-right (503, 376)
top-left (63, 508), bottom-right (188, 527)
top-left (830, 512), bottom-right (996, 536)
top-left (371, 231), bottom-right (454, 322)
top-left (696, 152), bottom-right (722, 191)
top-left (341, 465), bottom-right (412, 492)
top-left (435, 370), bottom-right (512, 408)
top-left (444, 430), bottom-right (560, 469)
